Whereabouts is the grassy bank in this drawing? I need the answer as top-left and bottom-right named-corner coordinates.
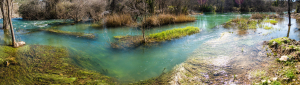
top-left (252, 37), bottom-right (300, 85)
top-left (111, 26), bottom-right (200, 49)
top-left (0, 45), bottom-right (117, 84)
top-left (142, 14), bottom-right (196, 27)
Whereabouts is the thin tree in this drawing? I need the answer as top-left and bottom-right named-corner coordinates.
top-left (6, 0), bottom-right (16, 47)
top-left (287, 0), bottom-right (291, 37)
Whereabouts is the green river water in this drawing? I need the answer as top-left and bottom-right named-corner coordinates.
top-left (0, 13), bottom-right (299, 83)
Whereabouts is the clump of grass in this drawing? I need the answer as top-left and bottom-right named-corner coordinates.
top-left (90, 22), bottom-right (103, 28)
top-left (106, 14), bottom-right (134, 27)
top-left (174, 15), bottom-right (196, 23)
top-left (263, 26), bottom-right (273, 30)
top-left (149, 26), bottom-right (200, 41)
top-left (264, 19), bottom-right (278, 25)
top-left (142, 14), bottom-right (196, 27)
top-left (93, 14), bottom-right (134, 28)
top-left (251, 13), bottom-right (267, 19)
top-left (142, 15), bottom-right (165, 27)
top-left (269, 14), bottom-right (279, 19)
top-left (271, 81), bottom-right (281, 85)
top-left (268, 37), bottom-right (290, 46)
top-left (285, 69), bottom-right (296, 80)
top-left (224, 18), bottom-right (260, 29)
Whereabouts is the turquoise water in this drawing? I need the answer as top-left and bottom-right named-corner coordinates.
top-left (2, 13), bottom-right (295, 83)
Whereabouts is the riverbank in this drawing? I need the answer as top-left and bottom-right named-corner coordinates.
top-left (0, 45), bottom-right (117, 84)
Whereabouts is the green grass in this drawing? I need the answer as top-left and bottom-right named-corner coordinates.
top-left (263, 26), bottom-right (273, 30)
top-left (0, 45), bottom-right (117, 84)
top-left (149, 26), bottom-right (200, 41)
top-left (224, 18), bottom-right (261, 29)
top-left (285, 69), bottom-right (296, 79)
top-left (264, 19), bottom-right (278, 24)
top-left (271, 81), bottom-right (281, 85)
top-left (268, 37), bottom-right (290, 46)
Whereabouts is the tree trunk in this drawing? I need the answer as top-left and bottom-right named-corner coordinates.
top-left (297, 2), bottom-right (300, 13)
top-left (7, 0), bottom-right (16, 47)
top-left (1, 0), bottom-right (9, 29)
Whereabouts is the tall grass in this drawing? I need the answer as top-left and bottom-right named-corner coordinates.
top-left (92, 14), bottom-right (134, 28)
top-left (142, 14), bottom-right (196, 27)
top-left (106, 14), bottom-right (134, 27)
top-left (250, 13), bottom-right (267, 19)
top-left (149, 26), bottom-right (200, 41)
top-left (174, 15), bottom-right (196, 23)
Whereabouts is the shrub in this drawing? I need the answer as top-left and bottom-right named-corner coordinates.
top-left (19, 0), bottom-right (47, 20)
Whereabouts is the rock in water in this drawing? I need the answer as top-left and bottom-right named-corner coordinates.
top-left (279, 56), bottom-right (288, 61)
top-left (14, 41), bottom-right (26, 48)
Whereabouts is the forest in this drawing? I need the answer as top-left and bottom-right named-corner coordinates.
top-left (1, 0), bottom-right (300, 85)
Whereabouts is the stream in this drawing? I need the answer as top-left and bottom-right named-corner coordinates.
top-left (0, 13), bottom-right (299, 83)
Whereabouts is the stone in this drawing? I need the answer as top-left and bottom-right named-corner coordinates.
top-left (14, 41), bottom-right (26, 48)
top-left (272, 77), bottom-right (278, 81)
top-left (279, 56), bottom-right (288, 61)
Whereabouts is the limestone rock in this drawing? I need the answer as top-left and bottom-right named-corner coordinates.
top-left (279, 56), bottom-right (288, 61)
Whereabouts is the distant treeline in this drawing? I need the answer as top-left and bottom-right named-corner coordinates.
top-left (18, 0), bottom-right (297, 20)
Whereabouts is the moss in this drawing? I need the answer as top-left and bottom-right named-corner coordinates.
top-left (0, 45), bottom-right (117, 85)
top-left (91, 23), bottom-right (103, 28)
top-left (264, 19), bottom-right (278, 25)
top-left (33, 73), bottom-right (77, 84)
top-left (41, 29), bottom-right (96, 39)
top-left (271, 81), bottom-right (281, 85)
top-left (268, 37), bottom-right (290, 46)
top-left (263, 26), bottom-right (273, 30)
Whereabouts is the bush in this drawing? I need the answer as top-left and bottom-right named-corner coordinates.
top-left (19, 0), bottom-right (47, 20)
